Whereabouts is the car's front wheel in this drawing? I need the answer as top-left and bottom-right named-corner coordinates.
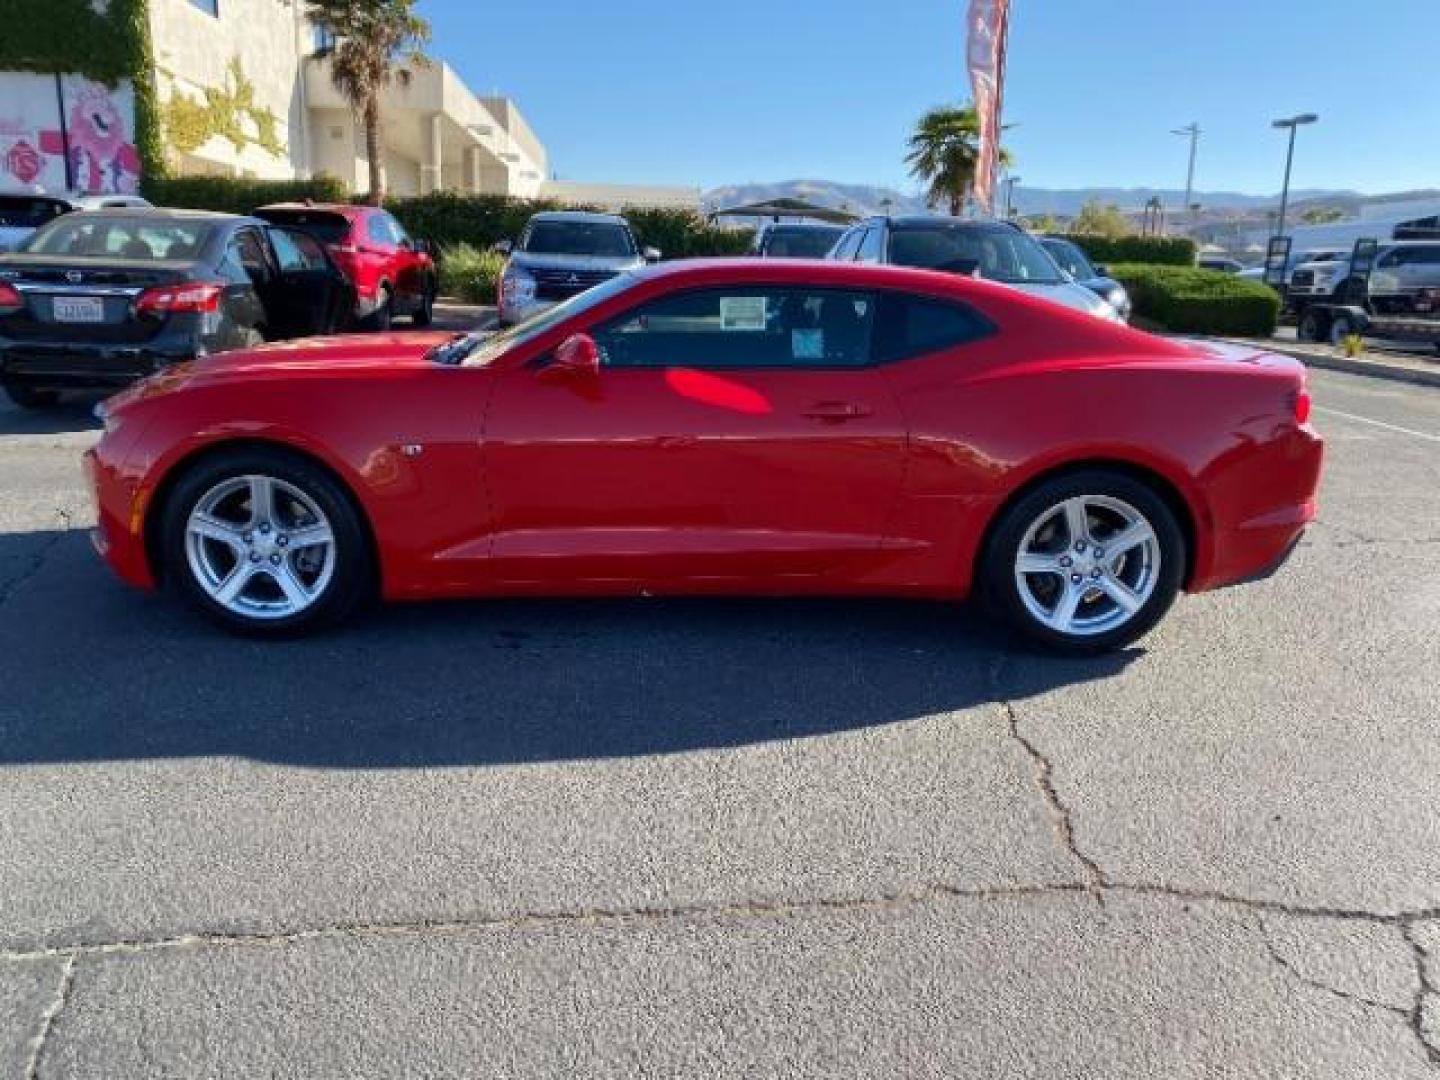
top-left (981, 470), bottom-right (1185, 654)
top-left (162, 447), bottom-right (372, 636)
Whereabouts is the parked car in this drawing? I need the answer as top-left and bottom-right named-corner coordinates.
top-left (827, 216), bottom-right (1123, 321)
top-left (750, 222), bottom-right (847, 258)
top-left (253, 202), bottom-right (436, 329)
top-left (494, 210), bottom-right (658, 326)
top-left (1198, 256), bottom-right (1245, 274)
top-left (1292, 241), bottom-right (1440, 318)
top-left (0, 208), bottom-right (354, 407)
top-left (1038, 235), bottom-right (1132, 322)
top-left (86, 258), bottom-right (1321, 653)
top-left (0, 192), bottom-right (152, 253)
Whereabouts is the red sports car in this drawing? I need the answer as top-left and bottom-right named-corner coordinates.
top-left (85, 259), bottom-right (1322, 652)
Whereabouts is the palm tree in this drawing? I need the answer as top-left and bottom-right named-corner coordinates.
top-left (306, 0), bottom-right (430, 205)
top-left (906, 104), bottom-right (1011, 216)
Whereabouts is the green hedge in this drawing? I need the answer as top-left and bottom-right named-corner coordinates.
top-left (435, 243), bottom-right (506, 303)
top-left (1068, 234), bottom-right (1197, 267)
top-left (142, 173), bottom-right (350, 215)
top-left (1109, 263), bottom-right (1280, 336)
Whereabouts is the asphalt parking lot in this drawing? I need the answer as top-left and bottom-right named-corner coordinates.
top-left (0, 363), bottom-right (1437, 1077)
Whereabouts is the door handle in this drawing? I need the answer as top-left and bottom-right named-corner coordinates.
top-left (802, 401), bottom-right (873, 422)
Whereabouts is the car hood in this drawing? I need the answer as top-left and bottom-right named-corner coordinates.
top-left (507, 251), bottom-right (644, 273)
top-left (1009, 279), bottom-right (1115, 317)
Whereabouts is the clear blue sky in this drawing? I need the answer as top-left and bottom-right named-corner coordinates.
top-left (422, 0), bottom-right (1437, 196)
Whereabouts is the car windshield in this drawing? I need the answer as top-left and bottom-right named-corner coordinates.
top-left (23, 217), bottom-right (212, 260)
top-left (453, 272), bottom-right (642, 367)
top-left (1040, 238), bottom-right (1096, 279)
top-left (764, 227), bottom-right (845, 258)
top-left (0, 197), bottom-right (70, 230)
top-left (522, 221), bottom-right (635, 257)
top-left (255, 209), bottom-right (351, 245)
top-left (890, 224), bottom-right (1065, 284)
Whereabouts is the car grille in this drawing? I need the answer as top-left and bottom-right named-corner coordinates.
top-left (531, 267), bottom-right (617, 301)
top-left (1291, 270), bottom-right (1315, 287)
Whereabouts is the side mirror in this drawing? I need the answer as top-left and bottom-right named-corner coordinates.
top-left (642, 246), bottom-right (661, 263)
top-left (492, 239), bottom-right (513, 256)
top-left (537, 333), bottom-right (601, 386)
top-left (1093, 263), bottom-right (1108, 276)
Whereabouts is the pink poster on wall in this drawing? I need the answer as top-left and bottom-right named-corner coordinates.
top-left (0, 72), bottom-right (140, 194)
top-left (60, 75), bottom-right (141, 194)
top-left (0, 72), bottom-right (69, 192)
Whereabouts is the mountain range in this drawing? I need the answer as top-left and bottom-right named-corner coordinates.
top-left (703, 180), bottom-right (1440, 220)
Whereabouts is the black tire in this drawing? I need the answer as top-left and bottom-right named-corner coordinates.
top-left (4, 384), bottom-right (61, 409)
top-left (1296, 308), bottom-right (1324, 343)
top-left (364, 287), bottom-right (393, 331)
top-left (411, 281), bottom-right (435, 327)
top-left (1328, 315), bottom-right (1353, 347)
top-left (160, 446), bottom-right (373, 637)
top-left (980, 469), bottom-right (1186, 654)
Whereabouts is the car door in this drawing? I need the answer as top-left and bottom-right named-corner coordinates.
top-left (218, 227), bottom-right (269, 343)
top-left (254, 227), bottom-right (330, 339)
top-left (481, 284), bottom-right (909, 588)
top-left (382, 212), bottom-right (428, 308)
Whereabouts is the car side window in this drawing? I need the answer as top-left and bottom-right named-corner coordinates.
top-left (269, 228), bottom-right (309, 274)
top-left (229, 229), bottom-right (271, 283)
top-left (384, 213), bottom-right (411, 248)
top-left (831, 228), bottom-right (863, 262)
top-left (288, 231), bottom-right (331, 270)
top-left (872, 294), bottom-right (994, 363)
top-left (593, 287), bottom-right (877, 369)
top-left (855, 227), bottom-right (884, 263)
top-left (366, 214), bottom-right (390, 246)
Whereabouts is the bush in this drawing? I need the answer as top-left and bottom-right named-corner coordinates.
top-left (1068, 234), bottom-right (1196, 267)
top-left (1109, 263), bottom-right (1280, 336)
top-left (142, 173), bottom-right (349, 215)
top-left (435, 242), bottom-right (506, 304)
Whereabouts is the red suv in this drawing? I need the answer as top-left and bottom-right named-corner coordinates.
top-left (254, 203), bottom-right (436, 329)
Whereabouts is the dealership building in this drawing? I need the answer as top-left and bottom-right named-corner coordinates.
top-left (0, 0), bottom-right (698, 209)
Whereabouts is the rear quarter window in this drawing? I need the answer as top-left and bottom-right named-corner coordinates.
top-left (873, 294), bottom-right (995, 363)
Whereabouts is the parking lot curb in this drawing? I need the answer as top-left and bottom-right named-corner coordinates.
top-left (1220, 339), bottom-right (1440, 390)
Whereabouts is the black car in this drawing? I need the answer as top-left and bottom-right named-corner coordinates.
top-left (1038, 236), bottom-right (1133, 322)
top-left (0, 209), bottom-right (355, 408)
top-left (750, 222), bottom-right (847, 258)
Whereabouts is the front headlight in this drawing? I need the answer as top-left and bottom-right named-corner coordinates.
top-left (1106, 286), bottom-right (1130, 312)
top-left (500, 266), bottom-right (536, 305)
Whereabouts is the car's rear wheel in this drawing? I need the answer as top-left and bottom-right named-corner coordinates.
top-left (4, 384), bottom-right (61, 409)
top-left (364, 287), bottom-right (393, 331)
top-left (162, 447), bottom-right (371, 636)
top-left (411, 280), bottom-right (435, 327)
top-left (981, 470), bottom-right (1185, 653)
top-left (1297, 308), bottom-right (1324, 342)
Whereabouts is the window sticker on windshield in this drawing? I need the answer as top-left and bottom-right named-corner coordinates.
top-left (792, 329), bottom-right (824, 360)
top-left (720, 296), bottom-right (767, 331)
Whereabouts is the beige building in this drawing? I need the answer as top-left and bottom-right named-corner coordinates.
top-left (148, 0), bottom-right (546, 197)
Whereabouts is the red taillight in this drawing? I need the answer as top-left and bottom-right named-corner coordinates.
top-left (1292, 386), bottom-right (1312, 425)
top-left (0, 282), bottom-right (22, 311)
top-left (135, 283), bottom-right (223, 317)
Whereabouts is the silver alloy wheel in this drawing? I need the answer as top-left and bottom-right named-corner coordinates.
top-left (1013, 494), bottom-right (1161, 637)
top-left (184, 474), bottom-right (337, 621)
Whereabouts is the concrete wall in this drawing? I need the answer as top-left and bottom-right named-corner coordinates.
top-left (148, 0), bottom-right (309, 179)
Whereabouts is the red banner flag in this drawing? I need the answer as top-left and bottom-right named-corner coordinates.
top-left (966, 0), bottom-right (1010, 216)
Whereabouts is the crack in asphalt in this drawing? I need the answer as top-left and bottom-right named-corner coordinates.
top-left (0, 510), bottom-right (72, 610)
top-left (1256, 914), bottom-right (1409, 1019)
top-left (23, 952), bottom-right (74, 1080)
top-left (989, 655), bottom-right (1108, 900)
top-left (1402, 925), bottom-right (1440, 1066)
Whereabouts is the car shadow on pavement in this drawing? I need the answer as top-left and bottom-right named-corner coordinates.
top-left (0, 530), bottom-right (1140, 768)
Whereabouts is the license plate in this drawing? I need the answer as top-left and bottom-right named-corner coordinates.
top-left (53, 296), bottom-right (104, 323)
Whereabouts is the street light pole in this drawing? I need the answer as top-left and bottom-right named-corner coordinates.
top-left (1271, 113), bottom-right (1318, 238)
top-left (1172, 123), bottom-right (1200, 228)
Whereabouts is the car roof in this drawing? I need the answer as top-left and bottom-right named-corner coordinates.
top-left (528, 210), bottom-right (630, 225)
top-left (257, 202), bottom-right (364, 217)
top-left (763, 221), bottom-right (844, 231)
top-left (628, 256), bottom-right (1015, 293)
top-left (57, 207), bottom-right (241, 223)
top-left (877, 214), bottom-right (1024, 231)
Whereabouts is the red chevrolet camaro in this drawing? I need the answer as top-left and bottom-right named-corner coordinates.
top-left (85, 259), bottom-right (1322, 652)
